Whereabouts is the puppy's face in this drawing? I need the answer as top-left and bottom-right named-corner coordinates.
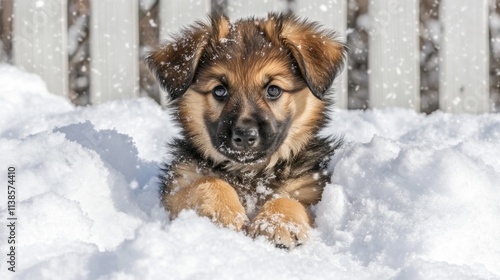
top-left (148, 13), bottom-right (346, 165)
top-left (186, 41), bottom-right (307, 164)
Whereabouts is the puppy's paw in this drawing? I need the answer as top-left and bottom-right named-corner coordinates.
top-left (248, 198), bottom-right (312, 249)
top-left (200, 203), bottom-right (248, 231)
top-left (190, 177), bottom-right (248, 231)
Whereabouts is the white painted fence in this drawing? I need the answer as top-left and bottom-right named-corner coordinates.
top-left (89, 0), bottom-right (139, 104)
top-left (439, 0), bottom-right (490, 113)
top-left (368, 0), bottom-right (420, 110)
top-left (11, 0), bottom-right (491, 113)
top-left (13, 0), bottom-right (68, 100)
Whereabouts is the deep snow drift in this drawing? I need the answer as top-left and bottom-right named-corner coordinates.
top-left (1, 64), bottom-right (499, 279)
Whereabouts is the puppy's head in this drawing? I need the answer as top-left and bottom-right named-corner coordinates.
top-left (147, 13), bottom-right (346, 166)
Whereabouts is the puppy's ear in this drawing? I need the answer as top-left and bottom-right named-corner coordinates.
top-left (273, 13), bottom-right (347, 99)
top-left (146, 13), bottom-right (231, 100)
top-left (146, 25), bottom-right (207, 100)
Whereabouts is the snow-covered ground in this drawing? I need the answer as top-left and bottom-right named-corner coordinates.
top-left (1, 64), bottom-right (499, 279)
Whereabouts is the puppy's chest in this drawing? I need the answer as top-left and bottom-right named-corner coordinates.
top-left (167, 155), bottom-right (325, 216)
top-left (188, 162), bottom-right (292, 215)
top-left (218, 169), bottom-right (286, 216)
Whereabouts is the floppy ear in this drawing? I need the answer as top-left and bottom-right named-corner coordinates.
top-left (146, 13), bottom-right (231, 100)
top-left (275, 14), bottom-right (347, 99)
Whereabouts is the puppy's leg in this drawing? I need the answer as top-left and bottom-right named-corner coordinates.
top-left (165, 176), bottom-right (248, 231)
top-left (248, 198), bottom-right (312, 248)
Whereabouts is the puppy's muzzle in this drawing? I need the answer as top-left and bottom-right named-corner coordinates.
top-left (231, 118), bottom-right (259, 150)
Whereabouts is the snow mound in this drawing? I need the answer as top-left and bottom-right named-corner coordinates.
top-left (1, 64), bottom-right (499, 279)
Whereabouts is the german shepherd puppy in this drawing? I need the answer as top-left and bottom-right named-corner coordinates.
top-left (147, 12), bottom-right (346, 248)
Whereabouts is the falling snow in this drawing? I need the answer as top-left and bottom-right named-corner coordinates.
top-left (1, 64), bottom-right (500, 279)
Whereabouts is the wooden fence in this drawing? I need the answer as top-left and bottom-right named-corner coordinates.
top-left (10, 0), bottom-right (491, 113)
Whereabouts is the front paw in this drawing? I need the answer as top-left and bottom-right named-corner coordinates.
top-left (199, 203), bottom-right (248, 231)
top-left (166, 176), bottom-right (248, 231)
top-left (192, 177), bottom-right (249, 231)
top-left (247, 198), bottom-right (312, 249)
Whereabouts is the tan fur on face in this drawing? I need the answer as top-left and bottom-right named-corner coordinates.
top-left (178, 89), bottom-right (228, 163)
top-left (190, 62), bottom-right (297, 123)
top-left (180, 55), bottom-right (313, 166)
top-left (267, 88), bottom-right (325, 168)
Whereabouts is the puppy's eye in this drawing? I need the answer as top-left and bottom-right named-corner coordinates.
top-left (266, 85), bottom-right (282, 100)
top-left (212, 85), bottom-right (228, 100)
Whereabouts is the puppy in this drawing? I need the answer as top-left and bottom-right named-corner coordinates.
top-left (147, 12), bottom-right (346, 248)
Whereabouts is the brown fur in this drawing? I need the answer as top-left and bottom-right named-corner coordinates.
top-left (248, 198), bottom-right (312, 248)
top-left (166, 176), bottom-right (248, 231)
top-left (147, 12), bottom-right (346, 248)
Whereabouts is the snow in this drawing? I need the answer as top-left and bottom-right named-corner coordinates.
top-left (1, 64), bottom-right (500, 279)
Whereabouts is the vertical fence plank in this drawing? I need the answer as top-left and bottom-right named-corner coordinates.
top-left (90, 0), bottom-right (139, 104)
top-left (159, 0), bottom-right (211, 39)
top-left (226, 0), bottom-right (288, 19)
top-left (0, 3), bottom-right (1, 60)
top-left (13, 0), bottom-right (68, 97)
top-left (0, 1), bottom-right (5, 62)
top-left (294, 0), bottom-right (348, 109)
top-left (439, 0), bottom-right (489, 114)
top-left (368, 0), bottom-right (420, 111)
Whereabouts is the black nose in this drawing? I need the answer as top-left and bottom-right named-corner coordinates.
top-left (232, 121), bottom-right (259, 149)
